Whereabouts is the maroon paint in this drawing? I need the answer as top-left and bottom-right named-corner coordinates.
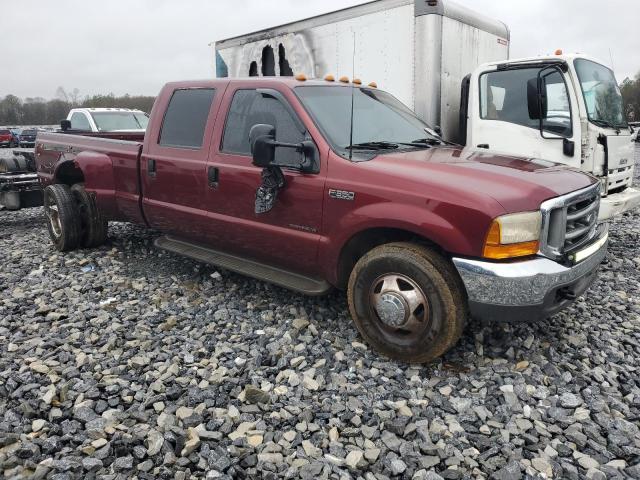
top-left (35, 78), bottom-right (597, 287)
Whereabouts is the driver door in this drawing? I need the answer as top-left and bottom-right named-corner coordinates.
top-left (205, 85), bottom-right (327, 276)
top-left (469, 66), bottom-right (581, 166)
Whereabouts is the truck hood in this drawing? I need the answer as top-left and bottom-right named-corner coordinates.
top-left (366, 146), bottom-right (598, 213)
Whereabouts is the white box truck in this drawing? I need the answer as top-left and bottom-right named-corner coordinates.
top-left (214, 0), bottom-right (639, 220)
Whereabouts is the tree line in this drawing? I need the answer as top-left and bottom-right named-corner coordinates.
top-left (0, 87), bottom-right (155, 126)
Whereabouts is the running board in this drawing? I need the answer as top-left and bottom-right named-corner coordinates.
top-left (154, 235), bottom-right (332, 296)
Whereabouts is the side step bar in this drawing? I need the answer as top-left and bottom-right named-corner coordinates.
top-left (154, 235), bottom-right (332, 296)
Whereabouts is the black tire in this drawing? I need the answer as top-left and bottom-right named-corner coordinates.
top-left (71, 184), bottom-right (108, 248)
top-left (43, 184), bottom-right (82, 252)
top-left (347, 242), bottom-right (467, 363)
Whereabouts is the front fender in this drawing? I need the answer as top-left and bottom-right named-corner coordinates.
top-left (319, 201), bottom-right (496, 285)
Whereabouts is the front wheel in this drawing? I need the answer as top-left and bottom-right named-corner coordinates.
top-left (43, 184), bottom-right (82, 251)
top-left (347, 242), bottom-right (467, 363)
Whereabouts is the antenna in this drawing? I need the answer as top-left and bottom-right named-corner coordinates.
top-left (608, 48), bottom-right (615, 71)
top-left (348, 32), bottom-right (356, 160)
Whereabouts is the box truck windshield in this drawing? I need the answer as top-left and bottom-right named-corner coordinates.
top-left (574, 59), bottom-right (627, 129)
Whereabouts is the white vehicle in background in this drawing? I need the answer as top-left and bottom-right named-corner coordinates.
top-left (214, 0), bottom-right (639, 221)
top-left (65, 108), bottom-right (149, 133)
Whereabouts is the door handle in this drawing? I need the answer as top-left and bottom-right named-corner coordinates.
top-left (208, 166), bottom-right (219, 188)
top-left (477, 144), bottom-right (490, 149)
top-left (148, 159), bottom-right (156, 177)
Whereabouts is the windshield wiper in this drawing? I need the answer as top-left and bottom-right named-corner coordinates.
top-left (346, 141), bottom-right (400, 151)
top-left (591, 118), bottom-right (626, 130)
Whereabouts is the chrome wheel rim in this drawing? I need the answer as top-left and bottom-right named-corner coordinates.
top-left (369, 273), bottom-right (430, 337)
top-left (45, 199), bottom-right (62, 238)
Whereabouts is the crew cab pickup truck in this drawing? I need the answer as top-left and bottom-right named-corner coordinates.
top-left (35, 77), bottom-right (609, 363)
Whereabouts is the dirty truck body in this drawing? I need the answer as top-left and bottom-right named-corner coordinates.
top-left (36, 78), bottom-right (608, 362)
top-left (215, 0), bottom-right (639, 221)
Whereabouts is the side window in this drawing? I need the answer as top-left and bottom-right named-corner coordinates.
top-left (159, 88), bottom-right (216, 149)
top-left (70, 112), bottom-right (91, 130)
top-left (480, 67), bottom-right (572, 137)
top-left (221, 89), bottom-right (305, 164)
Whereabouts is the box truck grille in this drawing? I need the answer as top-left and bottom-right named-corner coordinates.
top-left (540, 183), bottom-right (601, 259)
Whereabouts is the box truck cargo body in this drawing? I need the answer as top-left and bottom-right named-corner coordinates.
top-left (215, 0), bottom-right (509, 143)
top-left (215, 0), bottom-right (640, 220)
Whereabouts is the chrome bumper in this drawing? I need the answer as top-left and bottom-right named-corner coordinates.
top-left (453, 226), bottom-right (608, 322)
top-left (599, 187), bottom-right (640, 221)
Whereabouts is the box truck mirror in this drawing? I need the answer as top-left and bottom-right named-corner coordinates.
top-left (527, 78), bottom-right (545, 120)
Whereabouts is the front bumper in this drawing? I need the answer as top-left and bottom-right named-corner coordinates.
top-left (453, 226), bottom-right (608, 322)
top-left (599, 187), bottom-right (640, 221)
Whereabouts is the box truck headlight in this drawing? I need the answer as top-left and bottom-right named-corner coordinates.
top-left (483, 211), bottom-right (541, 259)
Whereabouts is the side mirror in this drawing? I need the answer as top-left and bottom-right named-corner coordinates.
top-left (60, 119), bottom-right (72, 131)
top-left (434, 125), bottom-right (443, 137)
top-left (527, 78), bottom-right (547, 120)
top-left (249, 124), bottom-right (276, 168)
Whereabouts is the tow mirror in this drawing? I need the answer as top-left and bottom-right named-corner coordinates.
top-left (60, 119), bottom-right (72, 131)
top-left (249, 124), bottom-right (276, 168)
top-left (249, 123), bottom-right (318, 173)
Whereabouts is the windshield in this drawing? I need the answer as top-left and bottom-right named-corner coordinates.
top-left (574, 59), bottom-right (626, 128)
top-left (89, 112), bottom-right (149, 131)
top-left (295, 86), bottom-right (438, 156)
top-left (22, 130), bottom-right (36, 135)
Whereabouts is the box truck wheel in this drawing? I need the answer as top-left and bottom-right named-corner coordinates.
top-left (43, 184), bottom-right (82, 252)
top-left (71, 184), bottom-right (108, 248)
top-left (347, 242), bottom-right (467, 363)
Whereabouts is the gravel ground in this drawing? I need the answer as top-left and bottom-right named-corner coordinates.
top-left (0, 147), bottom-right (639, 480)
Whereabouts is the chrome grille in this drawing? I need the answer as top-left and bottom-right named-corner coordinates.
top-left (539, 183), bottom-right (601, 260)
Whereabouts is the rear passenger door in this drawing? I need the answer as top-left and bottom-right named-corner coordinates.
top-left (141, 87), bottom-right (220, 242)
top-left (206, 86), bottom-right (326, 276)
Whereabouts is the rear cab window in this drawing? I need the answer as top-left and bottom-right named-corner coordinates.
top-left (159, 89), bottom-right (216, 149)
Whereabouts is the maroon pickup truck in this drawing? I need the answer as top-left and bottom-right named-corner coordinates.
top-left (35, 77), bottom-right (608, 363)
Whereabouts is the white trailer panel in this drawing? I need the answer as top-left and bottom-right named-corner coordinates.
top-left (215, 0), bottom-right (509, 142)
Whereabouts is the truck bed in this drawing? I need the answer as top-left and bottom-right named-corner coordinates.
top-left (36, 131), bottom-right (144, 223)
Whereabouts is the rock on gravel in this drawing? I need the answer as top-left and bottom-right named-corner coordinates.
top-left (0, 147), bottom-right (639, 478)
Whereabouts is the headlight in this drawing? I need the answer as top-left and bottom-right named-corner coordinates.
top-left (483, 211), bottom-right (541, 259)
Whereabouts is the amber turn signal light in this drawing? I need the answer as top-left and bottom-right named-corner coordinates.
top-left (482, 219), bottom-right (540, 260)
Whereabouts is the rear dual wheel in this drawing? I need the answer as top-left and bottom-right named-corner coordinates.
top-left (43, 184), bottom-right (107, 251)
top-left (347, 243), bottom-right (467, 363)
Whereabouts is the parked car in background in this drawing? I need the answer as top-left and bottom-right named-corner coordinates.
top-left (65, 108), bottom-right (149, 133)
top-left (18, 129), bottom-right (37, 148)
top-left (10, 128), bottom-right (22, 144)
top-left (36, 77), bottom-right (609, 363)
top-left (0, 129), bottom-right (17, 147)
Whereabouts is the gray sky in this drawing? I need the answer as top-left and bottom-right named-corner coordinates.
top-left (2, 0), bottom-right (638, 99)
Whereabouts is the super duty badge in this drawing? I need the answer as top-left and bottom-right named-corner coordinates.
top-left (329, 189), bottom-right (355, 201)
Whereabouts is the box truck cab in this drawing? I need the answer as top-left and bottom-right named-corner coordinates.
top-left (467, 53), bottom-right (638, 220)
top-left (214, 0), bottom-right (639, 220)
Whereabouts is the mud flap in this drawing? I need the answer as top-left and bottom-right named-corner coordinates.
top-left (255, 166), bottom-right (285, 214)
